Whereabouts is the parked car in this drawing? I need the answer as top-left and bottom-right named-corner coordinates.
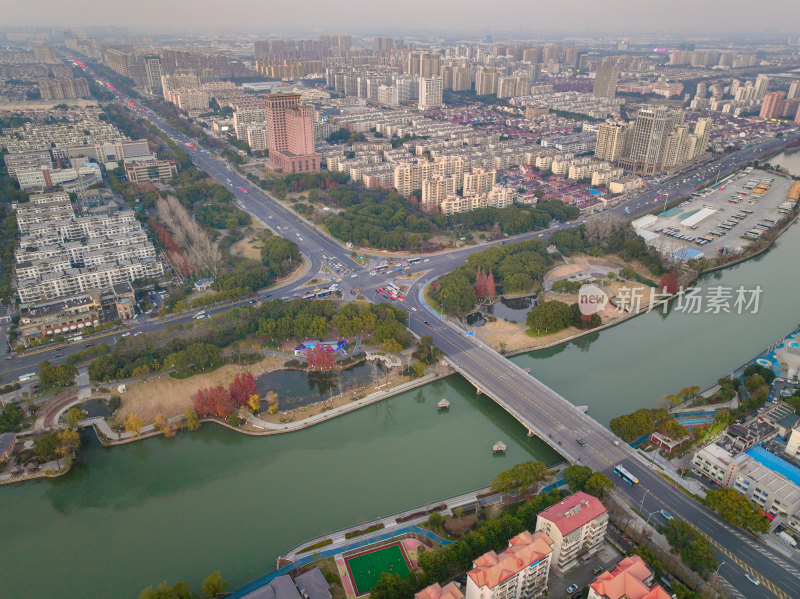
top-left (566, 584), bottom-right (578, 593)
top-left (592, 566), bottom-right (603, 576)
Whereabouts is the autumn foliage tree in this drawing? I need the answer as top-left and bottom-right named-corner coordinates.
top-left (305, 346), bottom-right (336, 370)
top-left (193, 386), bottom-right (236, 418)
top-left (659, 269), bottom-right (679, 295)
top-left (229, 372), bottom-right (258, 407)
top-left (473, 268), bottom-right (497, 300)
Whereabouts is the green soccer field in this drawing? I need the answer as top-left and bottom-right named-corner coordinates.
top-left (344, 542), bottom-right (411, 596)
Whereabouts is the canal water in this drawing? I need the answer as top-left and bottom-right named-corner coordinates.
top-left (770, 150), bottom-right (800, 177)
top-left (4, 222), bottom-right (800, 599)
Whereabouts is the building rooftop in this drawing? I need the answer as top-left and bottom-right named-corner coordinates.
top-left (468, 530), bottom-right (553, 589)
top-left (537, 491), bottom-right (608, 536)
top-left (590, 555), bottom-right (671, 599)
top-left (294, 567), bottom-right (331, 599)
top-left (747, 444), bottom-right (800, 488)
top-left (414, 582), bottom-right (464, 599)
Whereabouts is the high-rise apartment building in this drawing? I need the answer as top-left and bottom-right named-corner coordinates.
top-left (594, 122), bottom-right (626, 162)
top-left (264, 93), bottom-right (319, 173)
top-left (760, 91), bottom-right (786, 119)
top-left (374, 37), bottom-right (394, 53)
top-left (420, 53), bottom-right (442, 78)
top-left (788, 80), bottom-right (800, 100)
top-left (143, 55), bottom-right (164, 96)
top-left (593, 66), bottom-right (620, 98)
top-left (475, 66), bottom-right (499, 96)
top-left (418, 76), bottom-right (443, 108)
top-left (421, 175), bottom-right (455, 211)
top-left (754, 74), bottom-right (771, 101)
top-left (620, 106), bottom-right (684, 175)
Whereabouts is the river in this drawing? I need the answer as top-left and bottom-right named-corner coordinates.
top-left (4, 221), bottom-right (800, 599)
top-left (771, 150), bottom-right (800, 177)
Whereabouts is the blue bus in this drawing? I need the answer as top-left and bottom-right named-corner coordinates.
top-left (614, 464), bottom-right (639, 485)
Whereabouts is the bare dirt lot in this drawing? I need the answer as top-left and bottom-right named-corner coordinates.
top-left (116, 356), bottom-right (285, 424)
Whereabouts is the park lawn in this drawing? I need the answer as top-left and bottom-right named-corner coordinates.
top-left (116, 355), bottom-right (285, 424)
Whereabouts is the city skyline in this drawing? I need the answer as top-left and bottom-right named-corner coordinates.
top-left (4, 0), bottom-right (800, 35)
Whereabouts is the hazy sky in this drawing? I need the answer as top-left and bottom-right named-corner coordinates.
top-left (4, 0), bottom-right (800, 36)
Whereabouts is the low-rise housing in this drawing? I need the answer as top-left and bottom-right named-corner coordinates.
top-left (588, 555), bottom-right (671, 599)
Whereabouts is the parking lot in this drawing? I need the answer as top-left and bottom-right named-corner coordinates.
top-left (547, 541), bottom-right (623, 599)
top-left (634, 168), bottom-right (794, 259)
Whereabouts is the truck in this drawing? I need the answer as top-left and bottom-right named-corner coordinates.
top-left (778, 531), bottom-right (797, 548)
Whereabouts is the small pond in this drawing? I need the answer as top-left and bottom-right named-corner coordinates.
top-left (78, 399), bottom-right (112, 419)
top-left (483, 295), bottom-right (537, 323)
top-left (255, 360), bottom-right (387, 410)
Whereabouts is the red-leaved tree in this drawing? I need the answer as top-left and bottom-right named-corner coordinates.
top-left (193, 386), bottom-right (236, 418)
top-left (659, 270), bottom-right (679, 295)
top-left (229, 372), bottom-right (258, 407)
top-left (193, 388), bottom-right (213, 417)
top-left (305, 346), bottom-right (336, 370)
top-left (485, 270), bottom-right (496, 298)
top-left (474, 268), bottom-right (487, 298)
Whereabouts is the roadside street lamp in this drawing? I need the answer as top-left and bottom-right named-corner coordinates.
top-left (711, 561), bottom-right (726, 582)
top-left (639, 488), bottom-right (651, 513)
top-left (646, 510), bottom-right (660, 525)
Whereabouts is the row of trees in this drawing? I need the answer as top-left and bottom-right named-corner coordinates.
top-left (193, 372), bottom-right (261, 420)
top-left (87, 299), bottom-right (409, 382)
top-left (661, 520), bottom-right (718, 575)
top-left (448, 200), bottom-right (579, 237)
top-left (139, 570), bottom-right (226, 599)
top-left (431, 239), bottom-right (553, 316)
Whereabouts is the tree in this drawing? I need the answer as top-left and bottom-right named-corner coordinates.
top-left (125, 412), bottom-right (144, 437)
top-left (584, 472), bottom-right (613, 498)
top-left (659, 270), bottom-right (679, 294)
top-left (56, 429), bottom-right (81, 465)
top-left (382, 338), bottom-right (404, 355)
top-left (620, 266), bottom-right (637, 280)
top-left (0, 403), bottom-right (24, 433)
top-left (64, 407), bottom-right (88, 430)
top-left (661, 520), bottom-right (718, 574)
top-left (526, 300), bottom-right (573, 335)
top-left (490, 460), bottom-right (555, 494)
top-left (201, 571), bottom-right (227, 598)
top-left (139, 581), bottom-right (199, 599)
top-left (563, 465), bottom-right (593, 492)
top-left (229, 372), bottom-right (258, 407)
top-left (413, 336), bottom-right (442, 365)
top-left (704, 488), bottom-right (770, 533)
top-left (247, 394), bottom-right (261, 413)
top-left (185, 409), bottom-right (201, 431)
top-left (34, 432), bottom-right (59, 462)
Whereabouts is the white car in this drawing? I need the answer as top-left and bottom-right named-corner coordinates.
top-left (411, 307), bottom-right (417, 312)
top-left (745, 574), bottom-right (760, 586)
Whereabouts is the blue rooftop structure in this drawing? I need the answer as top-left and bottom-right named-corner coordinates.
top-left (746, 445), bottom-right (800, 488)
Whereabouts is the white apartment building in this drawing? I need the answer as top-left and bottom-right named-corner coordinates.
top-left (465, 530), bottom-right (554, 599)
top-left (246, 125), bottom-right (269, 151)
top-left (419, 76), bottom-right (443, 109)
top-left (15, 195), bottom-right (163, 303)
top-left (421, 175), bottom-right (456, 211)
top-left (535, 492), bottom-right (609, 574)
top-left (463, 168), bottom-right (496, 195)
